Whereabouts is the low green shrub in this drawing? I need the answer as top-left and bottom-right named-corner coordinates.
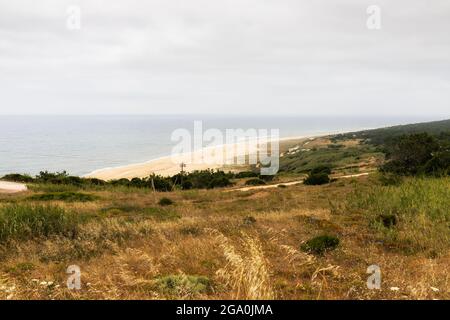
top-left (1, 173), bottom-right (34, 183)
top-left (310, 165), bottom-right (332, 175)
top-left (245, 178), bottom-right (266, 186)
top-left (347, 177), bottom-right (450, 256)
top-left (5, 262), bottom-right (35, 275)
top-left (154, 275), bottom-right (211, 295)
top-left (300, 234), bottom-right (340, 255)
top-left (0, 204), bottom-right (78, 241)
top-left (378, 173), bottom-right (403, 186)
top-left (208, 176), bottom-right (232, 189)
top-left (303, 173), bottom-right (330, 185)
top-left (243, 216), bottom-right (257, 225)
top-left (28, 192), bottom-right (97, 202)
top-left (158, 197), bottom-right (174, 206)
top-left (171, 170), bottom-right (233, 190)
top-left (147, 174), bottom-right (174, 191)
top-left (376, 214), bottom-right (397, 228)
top-left (2, 169), bottom-right (239, 191)
top-left (179, 226), bottom-right (202, 236)
top-left (143, 207), bottom-right (181, 221)
top-left (235, 171), bottom-right (259, 178)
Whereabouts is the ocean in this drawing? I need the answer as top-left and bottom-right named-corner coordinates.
top-left (0, 115), bottom-right (439, 176)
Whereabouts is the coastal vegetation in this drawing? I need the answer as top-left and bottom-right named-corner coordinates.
top-left (0, 119), bottom-right (448, 300)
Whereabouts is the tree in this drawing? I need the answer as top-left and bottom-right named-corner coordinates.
top-left (381, 133), bottom-right (440, 175)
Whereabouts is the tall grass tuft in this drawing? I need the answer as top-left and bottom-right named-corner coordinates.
top-left (210, 229), bottom-right (275, 299)
top-left (0, 204), bottom-right (79, 241)
top-left (347, 177), bottom-right (450, 256)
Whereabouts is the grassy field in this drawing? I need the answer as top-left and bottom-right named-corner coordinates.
top-left (0, 129), bottom-right (449, 300)
top-left (0, 172), bottom-right (448, 300)
top-left (278, 136), bottom-right (384, 176)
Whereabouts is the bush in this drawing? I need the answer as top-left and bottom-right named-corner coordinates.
top-left (378, 173), bottom-right (403, 186)
top-left (181, 180), bottom-right (193, 190)
top-left (85, 178), bottom-right (107, 186)
top-left (421, 151), bottom-right (450, 176)
top-left (1, 173), bottom-right (34, 183)
top-left (258, 174), bottom-right (275, 182)
top-left (208, 177), bottom-right (233, 189)
top-left (245, 178), bottom-right (266, 186)
top-left (173, 170), bottom-right (233, 189)
top-left (179, 226), bottom-right (201, 236)
top-left (303, 173), bottom-right (330, 185)
top-left (301, 234), bottom-right (339, 255)
top-left (347, 177), bottom-right (450, 256)
top-left (154, 275), bottom-right (212, 296)
top-left (376, 214), bottom-right (397, 228)
top-left (35, 171), bottom-right (83, 186)
top-left (243, 216), bottom-right (257, 225)
top-left (36, 170), bottom-right (69, 182)
top-left (28, 192), bottom-right (97, 202)
top-left (129, 177), bottom-right (145, 188)
top-left (110, 178), bottom-right (131, 187)
top-left (0, 204), bottom-right (78, 241)
top-left (381, 133), bottom-right (441, 175)
top-left (235, 171), bottom-right (259, 178)
top-left (146, 174), bottom-right (173, 192)
top-left (158, 197), bottom-right (174, 206)
top-left (143, 207), bottom-right (181, 221)
top-left (1, 169), bottom-right (238, 191)
top-left (310, 165), bottom-right (332, 175)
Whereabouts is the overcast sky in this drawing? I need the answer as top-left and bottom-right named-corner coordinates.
top-left (0, 0), bottom-right (449, 116)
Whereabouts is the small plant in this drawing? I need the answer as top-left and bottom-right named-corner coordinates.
top-left (5, 262), bottom-right (35, 275)
top-left (180, 226), bottom-right (201, 236)
top-left (235, 171), bottom-right (259, 178)
top-left (378, 173), bottom-right (402, 186)
top-left (277, 184), bottom-right (287, 188)
top-left (154, 274), bottom-right (211, 296)
top-left (0, 204), bottom-right (78, 241)
top-left (310, 165), bottom-right (332, 175)
top-left (245, 178), bottom-right (266, 186)
top-left (158, 197), bottom-right (174, 206)
top-left (208, 176), bottom-right (232, 189)
top-left (303, 173), bottom-right (330, 185)
top-left (28, 192), bottom-right (97, 202)
top-left (243, 216), bottom-right (257, 225)
top-left (376, 214), bottom-right (398, 228)
top-left (348, 177), bottom-right (450, 256)
top-left (300, 234), bottom-right (340, 255)
top-left (1, 173), bottom-right (34, 183)
top-left (144, 207), bottom-right (181, 221)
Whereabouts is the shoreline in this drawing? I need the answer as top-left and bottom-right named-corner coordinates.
top-left (84, 129), bottom-right (358, 180)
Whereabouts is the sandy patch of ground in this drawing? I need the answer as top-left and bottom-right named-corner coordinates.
top-left (0, 181), bottom-right (28, 193)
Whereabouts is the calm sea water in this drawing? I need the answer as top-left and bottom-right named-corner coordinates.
top-left (0, 115), bottom-right (438, 176)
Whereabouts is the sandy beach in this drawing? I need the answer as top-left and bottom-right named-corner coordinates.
top-left (84, 134), bottom-right (321, 180)
top-left (0, 181), bottom-right (28, 193)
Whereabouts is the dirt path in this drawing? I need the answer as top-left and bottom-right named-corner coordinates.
top-left (0, 181), bottom-right (28, 194)
top-left (230, 172), bottom-right (370, 192)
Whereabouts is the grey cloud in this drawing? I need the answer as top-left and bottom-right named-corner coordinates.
top-left (0, 0), bottom-right (449, 116)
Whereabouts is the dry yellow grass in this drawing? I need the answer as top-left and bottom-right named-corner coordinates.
top-left (0, 174), bottom-right (448, 300)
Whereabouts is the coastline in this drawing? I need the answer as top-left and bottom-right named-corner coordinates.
top-left (84, 130), bottom-right (350, 180)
